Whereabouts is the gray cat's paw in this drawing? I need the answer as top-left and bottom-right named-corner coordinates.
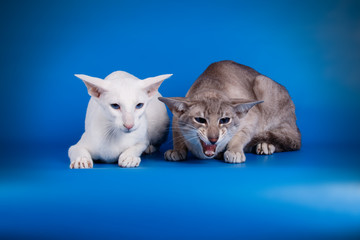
top-left (118, 154), bottom-right (141, 168)
top-left (164, 149), bottom-right (186, 161)
top-left (224, 150), bottom-right (246, 163)
top-left (70, 156), bottom-right (93, 169)
top-left (144, 145), bottom-right (157, 154)
top-left (256, 143), bottom-right (275, 155)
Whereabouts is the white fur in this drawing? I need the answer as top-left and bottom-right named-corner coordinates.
top-left (69, 71), bottom-right (171, 168)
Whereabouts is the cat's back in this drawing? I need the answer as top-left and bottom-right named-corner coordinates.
top-left (187, 60), bottom-right (261, 99)
top-left (204, 60), bottom-right (260, 80)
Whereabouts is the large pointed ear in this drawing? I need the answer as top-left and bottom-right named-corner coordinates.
top-left (231, 99), bottom-right (264, 118)
top-left (142, 74), bottom-right (173, 97)
top-left (158, 97), bottom-right (191, 117)
top-left (74, 74), bottom-right (108, 98)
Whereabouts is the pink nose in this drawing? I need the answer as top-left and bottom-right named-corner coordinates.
top-left (123, 123), bottom-right (134, 130)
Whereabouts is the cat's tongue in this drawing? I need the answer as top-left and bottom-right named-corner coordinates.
top-left (200, 140), bottom-right (217, 157)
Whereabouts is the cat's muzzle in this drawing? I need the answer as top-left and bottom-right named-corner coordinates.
top-left (200, 139), bottom-right (217, 157)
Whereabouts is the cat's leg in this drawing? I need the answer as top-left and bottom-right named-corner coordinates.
top-left (265, 126), bottom-right (301, 152)
top-left (164, 118), bottom-right (187, 161)
top-left (252, 74), bottom-right (301, 153)
top-left (256, 142), bottom-right (276, 155)
top-left (144, 145), bottom-right (157, 154)
top-left (68, 144), bottom-right (93, 169)
top-left (144, 125), bottom-right (169, 154)
top-left (145, 93), bottom-right (170, 154)
top-left (118, 143), bottom-right (148, 168)
top-left (251, 125), bottom-right (301, 155)
top-left (224, 127), bottom-right (253, 163)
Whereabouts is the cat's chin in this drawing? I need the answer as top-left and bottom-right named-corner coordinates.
top-left (200, 139), bottom-right (217, 158)
top-left (121, 127), bottom-right (138, 133)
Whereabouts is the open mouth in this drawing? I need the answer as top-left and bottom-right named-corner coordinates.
top-left (200, 139), bottom-right (217, 157)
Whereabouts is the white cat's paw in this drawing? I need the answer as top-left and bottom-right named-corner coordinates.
top-left (224, 150), bottom-right (246, 163)
top-left (70, 156), bottom-right (93, 169)
top-left (256, 142), bottom-right (275, 155)
top-left (118, 154), bottom-right (141, 168)
top-left (144, 145), bottom-right (157, 154)
top-left (164, 149), bottom-right (186, 161)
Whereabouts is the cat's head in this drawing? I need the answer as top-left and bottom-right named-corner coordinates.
top-left (159, 97), bottom-right (262, 159)
top-left (75, 71), bottom-right (172, 133)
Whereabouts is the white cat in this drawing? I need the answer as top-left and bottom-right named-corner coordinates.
top-left (68, 71), bottom-right (172, 168)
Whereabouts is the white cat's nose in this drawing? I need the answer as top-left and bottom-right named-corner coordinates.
top-left (123, 123), bottom-right (134, 130)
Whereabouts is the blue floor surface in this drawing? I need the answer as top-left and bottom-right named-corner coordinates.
top-left (1, 144), bottom-right (359, 240)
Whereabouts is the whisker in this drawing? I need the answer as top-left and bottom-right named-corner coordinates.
top-left (167, 135), bottom-right (200, 145)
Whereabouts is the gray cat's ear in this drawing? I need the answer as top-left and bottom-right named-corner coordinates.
top-left (142, 74), bottom-right (173, 97)
top-left (158, 97), bottom-right (190, 116)
top-left (75, 74), bottom-right (108, 98)
top-left (231, 99), bottom-right (264, 118)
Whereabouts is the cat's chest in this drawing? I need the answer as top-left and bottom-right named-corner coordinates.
top-left (91, 131), bottom-right (145, 162)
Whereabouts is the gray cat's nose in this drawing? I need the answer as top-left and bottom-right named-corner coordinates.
top-left (208, 138), bottom-right (218, 145)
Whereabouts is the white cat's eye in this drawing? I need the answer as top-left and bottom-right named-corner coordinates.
top-left (194, 117), bottom-right (207, 124)
top-left (219, 117), bottom-right (231, 124)
top-left (136, 103), bottom-right (144, 109)
top-left (110, 103), bottom-right (120, 110)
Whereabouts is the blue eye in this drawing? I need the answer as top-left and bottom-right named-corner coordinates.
top-left (194, 117), bottom-right (207, 124)
top-left (219, 117), bottom-right (230, 124)
top-left (136, 103), bottom-right (144, 109)
top-left (111, 104), bottom-right (120, 110)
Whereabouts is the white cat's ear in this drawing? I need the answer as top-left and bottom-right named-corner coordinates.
top-left (158, 97), bottom-right (190, 116)
top-left (142, 74), bottom-right (173, 97)
top-left (231, 99), bottom-right (264, 118)
top-left (75, 74), bottom-right (108, 98)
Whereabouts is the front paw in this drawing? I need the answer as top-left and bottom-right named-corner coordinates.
top-left (164, 149), bottom-right (186, 161)
top-left (70, 156), bottom-right (93, 169)
top-left (224, 150), bottom-right (246, 163)
top-left (118, 154), bottom-right (141, 168)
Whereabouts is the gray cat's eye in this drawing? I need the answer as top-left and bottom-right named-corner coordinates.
top-left (136, 103), bottom-right (144, 109)
top-left (219, 117), bottom-right (230, 124)
top-left (194, 117), bottom-right (207, 124)
top-left (110, 103), bottom-right (120, 110)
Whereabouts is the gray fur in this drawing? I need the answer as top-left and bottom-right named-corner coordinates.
top-left (159, 60), bottom-right (301, 163)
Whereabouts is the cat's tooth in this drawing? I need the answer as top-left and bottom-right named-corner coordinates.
top-left (205, 150), bottom-right (215, 156)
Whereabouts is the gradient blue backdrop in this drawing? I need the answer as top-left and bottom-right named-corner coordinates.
top-left (1, 0), bottom-right (360, 239)
top-left (1, 0), bottom-right (359, 147)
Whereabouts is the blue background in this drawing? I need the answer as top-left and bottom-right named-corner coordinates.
top-left (1, 0), bottom-right (360, 239)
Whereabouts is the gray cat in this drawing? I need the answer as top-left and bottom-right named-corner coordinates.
top-left (159, 60), bottom-right (301, 163)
